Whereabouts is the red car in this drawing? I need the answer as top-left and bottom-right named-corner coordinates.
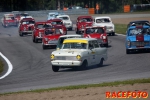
top-left (42, 28), bottom-right (64, 49)
top-left (1, 14), bottom-right (18, 27)
top-left (32, 22), bottom-right (52, 43)
top-left (83, 26), bottom-right (108, 47)
top-left (18, 18), bottom-right (35, 36)
top-left (47, 18), bottom-right (67, 35)
top-left (14, 12), bottom-right (29, 23)
top-left (75, 16), bottom-right (93, 34)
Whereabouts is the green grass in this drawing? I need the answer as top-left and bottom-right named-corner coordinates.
top-left (0, 58), bottom-right (4, 74)
top-left (0, 78), bottom-right (150, 95)
top-left (115, 24), bottom-right (127, 35)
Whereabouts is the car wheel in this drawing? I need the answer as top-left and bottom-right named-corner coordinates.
top-left (97, 58), bottom-right (104, 67)
top-left (104, 43), bottom-right (108, 47)
top-left (112, 32), bottom-right (115, 36)
top-left (69, 28), bottom-right (72, 31)
top-left (126, 49), bottom-right (130, 54)
top-left (42, 44), bottom-right (46, 50)
top-left (19, 32), bottom-right (23, 36)
top-left (35, 38), bottom-right (38, 43)
top-left (76, 29), bottom-right (79, 34)
top-left (33, 36), bottom-right (35, 43)
top-left (52, 65), bottom-right (59, 72)
top-left (79, 60), bottom-right (88, 70)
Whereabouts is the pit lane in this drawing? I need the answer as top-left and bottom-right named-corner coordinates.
top-left (0, 14), bottom-right (150, 93)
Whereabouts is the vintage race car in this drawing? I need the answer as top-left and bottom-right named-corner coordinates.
top-left (13, 12), bottom-right (30, 23)
top-left (47, 12), bottom-right (65, 20)
top-left (125, 25), bottom-right (150, 54)
top-left (1, 14), bottom-right (18, 27)
top-left (42, 28), bottom-right (64, 49)
top-left (18, 18), bottom-right (35, 36)
top-left (75, 16), bottom-right (93, 34)
top-left (127, 20), bottom-right (150, 28)
top-left (32, 22), bottom-right (53, 43)
top-left (56, 15), bottom-right (73, 31)
top-left (56, 35), bottom-right (83, 50)
top-left (93, 16), bottom-right (115, 36)
top-left (83, 26), bottom-right (108, 47)
top-left (47, 18), bottom-right (67, 34)
top-left (51, 38), bottom-right (107, 72)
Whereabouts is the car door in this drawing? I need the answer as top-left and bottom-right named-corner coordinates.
top-left (88, 41), bottom-right (96, 66)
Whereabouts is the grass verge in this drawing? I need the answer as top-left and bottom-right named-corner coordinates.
top-left (115, 24), bottom-right (127, 35)
top-left (0, 58), bottom-right (4, 74)
top-left (1, 78), bottom-right (150, 95)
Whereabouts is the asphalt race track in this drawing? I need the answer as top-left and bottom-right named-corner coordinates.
top-left (0, 14), bottom-right (150, 93)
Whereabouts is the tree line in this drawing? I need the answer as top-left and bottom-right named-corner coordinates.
top-left (0, 0), bottom-right (149, 13)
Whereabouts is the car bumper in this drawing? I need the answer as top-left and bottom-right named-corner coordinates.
top-left (127, 46), bottom-right (150, 50)
top-left (51, 60), bottom-right (82, 67)
top-left (106, 29), bottom-right (114, 34)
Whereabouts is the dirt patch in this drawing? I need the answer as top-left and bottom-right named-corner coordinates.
top-left (112, 17), bottom-right (150, 24)
top-left (0, 83), bottom-right (149, 100)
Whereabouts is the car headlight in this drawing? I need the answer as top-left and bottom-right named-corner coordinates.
top-left (76, 55), bottom-right (81, 60)
top-left (102, 36), bottom-right (106, 39)
top-left (51, 54), bottom-right (55, 60)
top-left (127, 40), bottom-right (131, 46)
top-left (45, 38), bottom-right (48, 41)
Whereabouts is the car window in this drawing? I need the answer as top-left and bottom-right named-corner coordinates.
top-left (51, 21), bottom-right (63, 25)
top-left (63, 43), bottom-right (87, 49)
top-left (59, 17), bottom-right (69, 20)
top-left (43, 24), bottom-right (52, 28)
top-left (80, 18), bottom-right (92, 22)
top-left (96, 18), bottom-right (110, 23)
top-left (45, 29), bottom-right (54, 35)
top-left (86, 28), bottom-right (104, 34)
top-left (93, 40), bottom-right (99, 48)
top-left (88, 41), bottom-right (94, 49)
top-left (129, 28), bottom-right (150, 36)
top-left (37, 24), bottom-right (44, 28)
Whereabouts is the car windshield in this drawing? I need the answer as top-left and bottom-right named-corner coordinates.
top-left (86, 28), bottom-right (104, 34)
top-left (43, 24), bottom-right (52, 28)
top-left (45, 29), bottom-right (55, 35)
top-left (22, 20), bottom-right (35, 24)
top-left (80, 18), bottom-right (92, 22)
top-left (59, 17), bottom-right (69, 20)
top-left (129, 28), bottom-right (150, 36)
top-left (96, 18), bottom-right (110, 23)
top-left (51, 21), bottom-right (63, 25)
top-left (37, 24), bottom-right (44, 28)
top-left (5, 16), bottom-right (15, 20)
top-left (62, 42), bottom-right (87, 49)
top-left (49, 14), bottom-right (56, 17)
top-left (21, 13), bottom-right (29, 16)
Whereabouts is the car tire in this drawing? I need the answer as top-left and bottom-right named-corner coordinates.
top-left (126, 49), bottom-right (130, 54)
top-left (52, 65), bottom-right (59, 72)
top-left (76, 29), bottom-right (79, 34)
top-left (97, 58), bottom-right (104, 67)
top-left (104, 43), bottom-right (108, 47)
top-left (33, 36), bottom-right (35, 43)
top-left (42, 44), bottom-right (46, 50)
top-left (112, 32), bottom-right (115, 36)
top-left (19, 32), bottom-right (23, 37)
top-left (80, 60), bottom-right (88, 70)
top-left (35, 38), bottom-right (38, 43)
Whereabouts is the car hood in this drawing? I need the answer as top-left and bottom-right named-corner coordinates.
top-left (81, 22), bottom-right (92, 26)
top-left (52, 49), bottom-right (85, 56)
top-left (128, 35), bottom-right (150, 41)
top-left (53, 25), bottom-right (63, 29)
top-left (46, 34), bottom-right (62, 40)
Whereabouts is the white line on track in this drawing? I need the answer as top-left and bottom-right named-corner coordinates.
top-left (116, 33), bottom-right (126, 36)
top-left (0, 52), bottom-right (13, 80)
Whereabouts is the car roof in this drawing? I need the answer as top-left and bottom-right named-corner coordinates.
top-left (128, 25), bottom-right (150, 29)
top-left (94, 16), bottom-right (111, 19)
top-left (64, 38), bottom-right (97, 41)
top-left (129, 20), bottom-right (149, 24)
top-left (59, 35), bottom-right (82, 38)
top-left (4, 14), bottom-right (15, 17)
top-left (57, 15), bottom-right (70, 17)
top-left (78, 16), bottom-right (92, 19)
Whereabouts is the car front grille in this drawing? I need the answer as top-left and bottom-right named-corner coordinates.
top-left (55, 56), bottom-right (77, 60)
top-left (131, 41), bottom-right (149, 46)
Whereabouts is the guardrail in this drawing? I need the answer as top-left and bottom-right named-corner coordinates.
top-left (0, 9), bottom-right (89, 18)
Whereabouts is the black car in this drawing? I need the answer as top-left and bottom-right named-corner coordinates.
top-left (127, 20), bottom-right (150, 28)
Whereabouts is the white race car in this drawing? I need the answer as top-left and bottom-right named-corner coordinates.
top-left (51, 38), bottom-right (107, 72)
top-left (93, 16), bottom-right (115, 36)
top-left (56, 15), bottom-right (73, 31)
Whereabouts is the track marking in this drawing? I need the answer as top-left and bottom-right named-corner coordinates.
top-left (0, 52), bottom-right (13, 79)
top-left (115, 33), bottom-right (126, 36)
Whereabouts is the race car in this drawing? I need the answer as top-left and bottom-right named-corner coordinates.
top-left (125, 25), bottom-right (150, 54)
top-left (51, 38), bottom-right (108, 72)
top-left (32, 22), bottom-right (52, 43)
top-left (75, 16), bottom-right (93, 34)
top-left (93, 16), bottom-right (115, 36)
top-left (56, 15), bottom-right (73, 31)
top-left (47, 18), bottom-right (67, 34)
top-left (18, 18), bottom-right (35, 36)
top-left (1, 14), bottom-right (18, 27)
top-left (42, 28), bottom-right (64, 49)
top-left (83, 26), bottom-right (108, 47)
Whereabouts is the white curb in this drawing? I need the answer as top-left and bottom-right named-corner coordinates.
top-left (0, 52), bottom-right (13, 79)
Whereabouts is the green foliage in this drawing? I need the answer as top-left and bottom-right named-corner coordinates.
top-left (0, 59), bottom-right (4, 74)
top-left (115, 24), bottom-right (127, 35)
